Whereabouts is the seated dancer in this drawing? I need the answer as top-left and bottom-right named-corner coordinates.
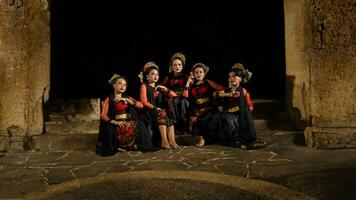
top-left (162, 52), bottom-right (190, 133)
top-left (96, 74), bottom-right (153, 156)
top-left (139, 61), bottom-right (180, 149)
top-left (214, 63), bottom-right (267, 149)
top-left (183, 63), bottom-right (224, 147)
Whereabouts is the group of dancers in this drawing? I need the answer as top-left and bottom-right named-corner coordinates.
top-left (96, 52), bottom-right (266, 156)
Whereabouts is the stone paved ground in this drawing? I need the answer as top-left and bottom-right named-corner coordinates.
top-left (1, 131), bottom-right (356, 200)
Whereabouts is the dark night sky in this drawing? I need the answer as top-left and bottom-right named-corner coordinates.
top-left (51, 0), bottom-right (285, 100)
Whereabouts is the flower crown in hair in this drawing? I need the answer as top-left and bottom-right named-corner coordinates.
top-left (143, 61), bottom-right (159, 73)
top-left (138, 71), bottom-right (144, 83)
top-left (231, 63), bottom-right (252, 83)
top-left (108, 73), bottom-right (121, 84)
top-left (138, 61), bottom-right (159, 83)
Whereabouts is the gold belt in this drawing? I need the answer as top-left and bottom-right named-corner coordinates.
top-left (115, 113), bottom-right (130, 120)
top-left (175, 91), bottom-right (183, 96)
top-left (226, 106), bottom-right (240, 113)
top-left (196, 97), bottom-right (209, 104)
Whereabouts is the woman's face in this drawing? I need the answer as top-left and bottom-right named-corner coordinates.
top-left (172, 59), bottom-right (183, 73)
top-left (147, 69), bottom-right (159, 83)
top-left (193, 67), bottom-right (205, 81)
top-left (113, 78), bottom-right (127, 93)
top-left (228, 72), bottom-right (242, 87)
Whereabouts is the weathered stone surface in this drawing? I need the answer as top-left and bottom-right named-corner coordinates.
top-left (304, 127), bottom-right (356, 149)
top-left (25, 0), bottom-right (50, 137)
top-left (25, 176), bottom-right (273, 200)
top-left (1, 136), bottom-right (356, 199)
top-left (284, 167), bottom-right (356, 200)
top-left (49, 98), bottom-right (101, 122)
top-left (214, 162), bottom-right (247, 176)
top-left (0, 0), bottom-right (27, 141)
top-left (25, 151), bottom-right (71, 166)
top-left (0, 178), bottom-right (48, 199)
top-left (0, 135), bottom-right (8, 151)
top-left (73, 164), bottom-right (127, 178)
top-left (0, 167), bottom-right (47, 198)
top-left (284, 0), bottom-right (311, 130)
top-left (32, 133), bottom-right (97, 151)
top-left (44, 120), bottom-right (99, 134)
top-left (134, 161), bottom-right (188, 171)
top-left (8, 140), bottom-right (24, 152)
top-left (306, 0), bottom-right (355, 128)
top-left (0, 0), bottom-right (50, 151)
top-left (285, 0), bottom-right (355, 148)
top-left (44, 168), bottom-right (76, 184)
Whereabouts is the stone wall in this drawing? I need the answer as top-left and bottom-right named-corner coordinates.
top-left (0, 0), bottom-right (50, 151)
top-left (306, 0), bottom-right (355, 128)
top-left (285, 0), bottom-right (356, 148)
top-left (305, 0), bottom-right (356, 148)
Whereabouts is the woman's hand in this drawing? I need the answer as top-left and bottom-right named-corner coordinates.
top-left (110, 120), bottom-right (128, 128)
top-left (118, 121), bottom-right (128, 128)
top-left (219, 91), bottom-right (240, 98)
top-left (114, 97), bottom-right (134, 105)
top-left (185, 73), bottom-right (195, 88)
top-left (122, 98), bottom-right (134, 105)
top-left (114, 97), bottom-right (127, 104)
top-left (155, 85), bottom-right (169, 92)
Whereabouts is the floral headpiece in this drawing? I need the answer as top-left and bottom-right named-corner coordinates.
top-left (108, 73), bottom-right (121, 84)
top-left (191, 63), bottom-right (209, 74)
top-left (143, 61), bottom-right (159, 73)
top-left (138, 61), bottom-right (159, 83)
top-left (231, 63), bottom-right (252, 83)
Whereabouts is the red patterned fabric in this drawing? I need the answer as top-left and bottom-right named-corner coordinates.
top-left (115, 102), bottom-right (128, 111)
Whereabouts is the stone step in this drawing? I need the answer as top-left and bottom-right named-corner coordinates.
top-left (254, 119), bottom-right (293, 132)
top-left (31, 133), bottom-right (198, 151)
top-left (175, 134), bottom-right (199, 146)
top-left (34, 119), bottom-right (292, 151)
top-left (46, 98), bottom-right (100, 122)
top-left (44, 121), bottom-right (99, 134)
top-left (49, 113), bottom-right (100, 122)
top-left (35, 98), bottom-right (294, 151)
top-left (32, 133), bottom-right (97, 151)
top-left (252, 99), bottom-right (287, 119)
top-left (43, 118), bottom-right (289, 136)
top-left (31, 129), bottom-right (281, 151)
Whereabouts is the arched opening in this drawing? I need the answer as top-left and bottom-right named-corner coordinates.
top-left (50, 0), bottom-right (285, 101)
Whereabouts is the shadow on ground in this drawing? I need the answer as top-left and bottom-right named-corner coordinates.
top-left (267, 167), bottom-right (356, 200)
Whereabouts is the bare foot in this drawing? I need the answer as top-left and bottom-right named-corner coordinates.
top-left (117, 148), bottom-right (127, 152)
top-left (161, 144), bottom-right (171, 149)
top-left (169, 142), bottom-right (180, 149)
top-left (195, 136), bottom-right (205, 148)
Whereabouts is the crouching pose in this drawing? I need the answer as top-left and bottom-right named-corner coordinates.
top-left (183, 63), bottom-right (224, 147)
top-left (96, 74), bottom-right (153, 156)
top-left (215, 63), bottom-right (266, 149)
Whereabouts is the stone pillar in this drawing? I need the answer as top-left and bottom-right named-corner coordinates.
top-left (284, 0), bottom-right (310, 129)
top-left (0, 0), bottom-right (50, 151)
top-left (285, 0), bottom-right (356, 148)
top-left (304, 0), bottom-right (356, 149)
